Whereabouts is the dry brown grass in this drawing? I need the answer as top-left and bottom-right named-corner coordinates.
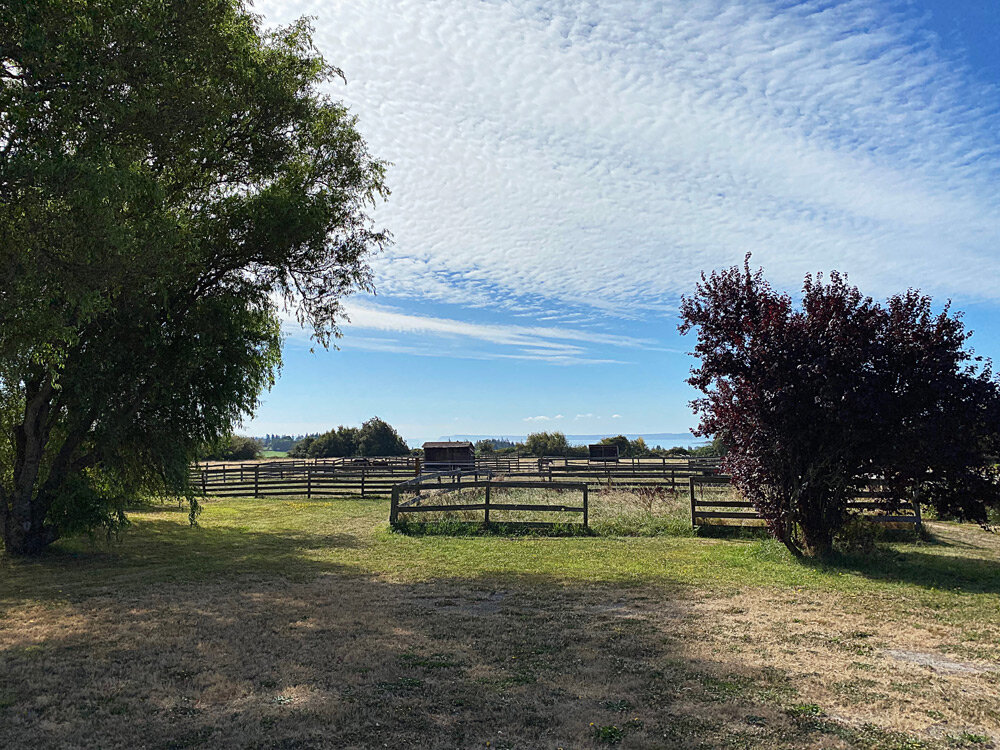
top-left (1, 499), bottom-right (998, 749)
top-left (0, 575), bottom-right (900, 749)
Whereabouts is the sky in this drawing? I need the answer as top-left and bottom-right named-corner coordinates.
top-left (246, 0), bottom-right (1000, 446)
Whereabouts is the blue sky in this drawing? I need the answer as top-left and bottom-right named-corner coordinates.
top-left (246, 0), bottom-right (1000, 446)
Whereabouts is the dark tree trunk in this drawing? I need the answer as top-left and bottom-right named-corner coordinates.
top-left (799, 521), bottom-right (834, 558)
top-left (3, 376), bottom-right (60, 556)
top-left (2, 493), bottom-right (60, 555)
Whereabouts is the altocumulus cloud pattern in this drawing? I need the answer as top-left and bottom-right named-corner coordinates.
top-left (260, 0), bottom-right (1000, 358)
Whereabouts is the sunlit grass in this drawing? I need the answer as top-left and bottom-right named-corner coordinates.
top-left (3, 496), bottom-right (997, 626)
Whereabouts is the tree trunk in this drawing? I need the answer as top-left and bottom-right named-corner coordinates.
top-left (799, 521), bottom-right (834, 558)
top-left (3, 376), bottom-right (59, 556)
top-left (2, 494), bottom-right (60, 555)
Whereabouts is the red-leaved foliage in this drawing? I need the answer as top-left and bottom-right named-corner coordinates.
top-left (679, 256), bottom-right (1000, 557)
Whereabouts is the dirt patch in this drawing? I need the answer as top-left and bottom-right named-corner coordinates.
top-left (882, 648), bottom-right (1000, 675)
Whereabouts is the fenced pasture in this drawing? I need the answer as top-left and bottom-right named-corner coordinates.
top-left (390, 471), bottom-right (591, 529)
top-left (189, 455), bottom-right (722, 500)
top-left (190, 456), bottom-right (923, 533)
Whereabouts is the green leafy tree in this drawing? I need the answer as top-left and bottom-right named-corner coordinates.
top-left (357, 417), bottom-right (409, 457)
top-left (599, 435), bottom-right (631, 457)
top-left (303, 426), bottom-right (359, 458)
top-left (287, 436), bottom-right (316, 459)
top-left (0, 1), bottom-right (388, 554)
top-left (202, 435), bottom-right (262, 461)
top-left (525, 431), bottom-right (570, 457)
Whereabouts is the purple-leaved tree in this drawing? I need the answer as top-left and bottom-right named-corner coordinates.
top-left (679, 257), bottom-right (1000, 557)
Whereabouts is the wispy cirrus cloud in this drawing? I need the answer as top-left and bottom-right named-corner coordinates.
top-left (281, 300), bottom-right (651, 364)
top-left (259, 0), bottom-right (1000, 316)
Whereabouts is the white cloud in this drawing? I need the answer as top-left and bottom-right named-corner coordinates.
top-left (575, 413), bottom-right (594, 420)
top-left (611, 414), bottom-right (622, 419)
top-left (524, 415), bottom-right (551, 422)
top-left (257, 0), bottom-right (1000, 313)
top-left (280, 299), bottom-right (652, 364)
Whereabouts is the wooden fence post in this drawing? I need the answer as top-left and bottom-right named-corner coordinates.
top-left (307, 465), bottom-right (312, 499)
top-left (201, 468), bottom-right (207, 496)
top-left (582, 485), bottom-right (589, 528)
top-left (390, 486), bottom-right (399, 525)
top-left (361, 471), bottom-right (366, 498)
top-left (484, 482), bottom-right (491, 525)
top-left (254, 465), bottom-right (259, 498)
top-left (689, 475), bottom-right (696, 526)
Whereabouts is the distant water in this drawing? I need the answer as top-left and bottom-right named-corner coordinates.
top-left (415, 432), bottom-right (709, 448)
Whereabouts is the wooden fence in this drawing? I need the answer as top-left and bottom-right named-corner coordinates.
top-left (189, 456), bottom-right (723, 498)
top-left (389, 471), bottom-right (589, 528)
top-left (688, 475), bottom-right (922, 529)
top-left (189, 463), bottom-right (406, 498)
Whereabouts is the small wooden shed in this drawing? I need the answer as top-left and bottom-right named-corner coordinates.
top-left (422, 441), bottom-right (475, 471)
top-left (588, 443), bottom-right (619, 463)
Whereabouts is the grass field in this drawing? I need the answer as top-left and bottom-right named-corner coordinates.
top-left (1, 494), bottom-right (998, 749)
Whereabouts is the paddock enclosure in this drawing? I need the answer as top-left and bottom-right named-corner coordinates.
top-left (189, 456), bottom-right (720, 498)
top-left (190, 456), bottom-right (923, 529)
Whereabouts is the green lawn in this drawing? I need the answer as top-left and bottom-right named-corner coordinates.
top-left (1, 496), bottom-right (998, 749)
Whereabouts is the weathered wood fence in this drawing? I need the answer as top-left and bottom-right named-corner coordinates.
top-left (688, 475), bottom-right (922, 529)
top-left (389, 470), bottom-right (589, 528)
top-left (189, 463), bottom-right (407, 498)
top-left (189, 456), bottom-right (722, 498)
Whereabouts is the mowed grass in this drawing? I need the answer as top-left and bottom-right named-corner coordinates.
top-left (1, 495), bottom-right (998, 749)
top-left (259, 450), bottom-right (288, 458)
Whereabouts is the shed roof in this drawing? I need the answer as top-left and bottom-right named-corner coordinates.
top-left (422, 441), bottom-right (474, 449)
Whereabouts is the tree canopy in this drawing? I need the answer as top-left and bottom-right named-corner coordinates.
top-left (525, 431), bottom-right (572, 457)
top-left (356, 417), bottom-right (409, 457)
top-left (288, 418), bottom-right (409, 458)
top-left (201, 435), bottom-right (262, 462)
top-left (1, 0), bottom-right (388, 554)
top-left (680, 258), bottom-right (1000, 557)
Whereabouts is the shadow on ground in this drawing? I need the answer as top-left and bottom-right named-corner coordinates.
top-left (0, 514), bottom-right (996, 748)
top-left (0, 571), bottom-right (941, 750)
top-left (806, 522), bottom-right (1000, 596)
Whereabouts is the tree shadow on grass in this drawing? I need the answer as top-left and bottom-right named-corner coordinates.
top-left (0, 517), bottom-right (363, 605)
top-left (0, 568), bottom-right (947, 750)
top-left (807, 527), bottom-right (1000, 596)
top-left (817, 550), bottom-right (1000, 595)
top-left (1, 509), bottom-right (995, 747)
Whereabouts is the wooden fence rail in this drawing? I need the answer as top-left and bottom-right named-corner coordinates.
top-left (189, 458), bottom-right (723, 499)
top-left (688, 476), bottom-right (922, 529)
top-left (390, 478), bottom-right (589, 529)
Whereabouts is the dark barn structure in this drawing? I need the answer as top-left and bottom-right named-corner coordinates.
top-left (422, 441), bottom-right (475, 471)
top-left (588, 443), bottom-right (619, 463)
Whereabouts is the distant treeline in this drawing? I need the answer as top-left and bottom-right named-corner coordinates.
top-left (199, 425), bottom-right (725, 462)
top-left (478, 432), bottom-right (725, 458)
top-left (260, 434), bottom-right (314, 452)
